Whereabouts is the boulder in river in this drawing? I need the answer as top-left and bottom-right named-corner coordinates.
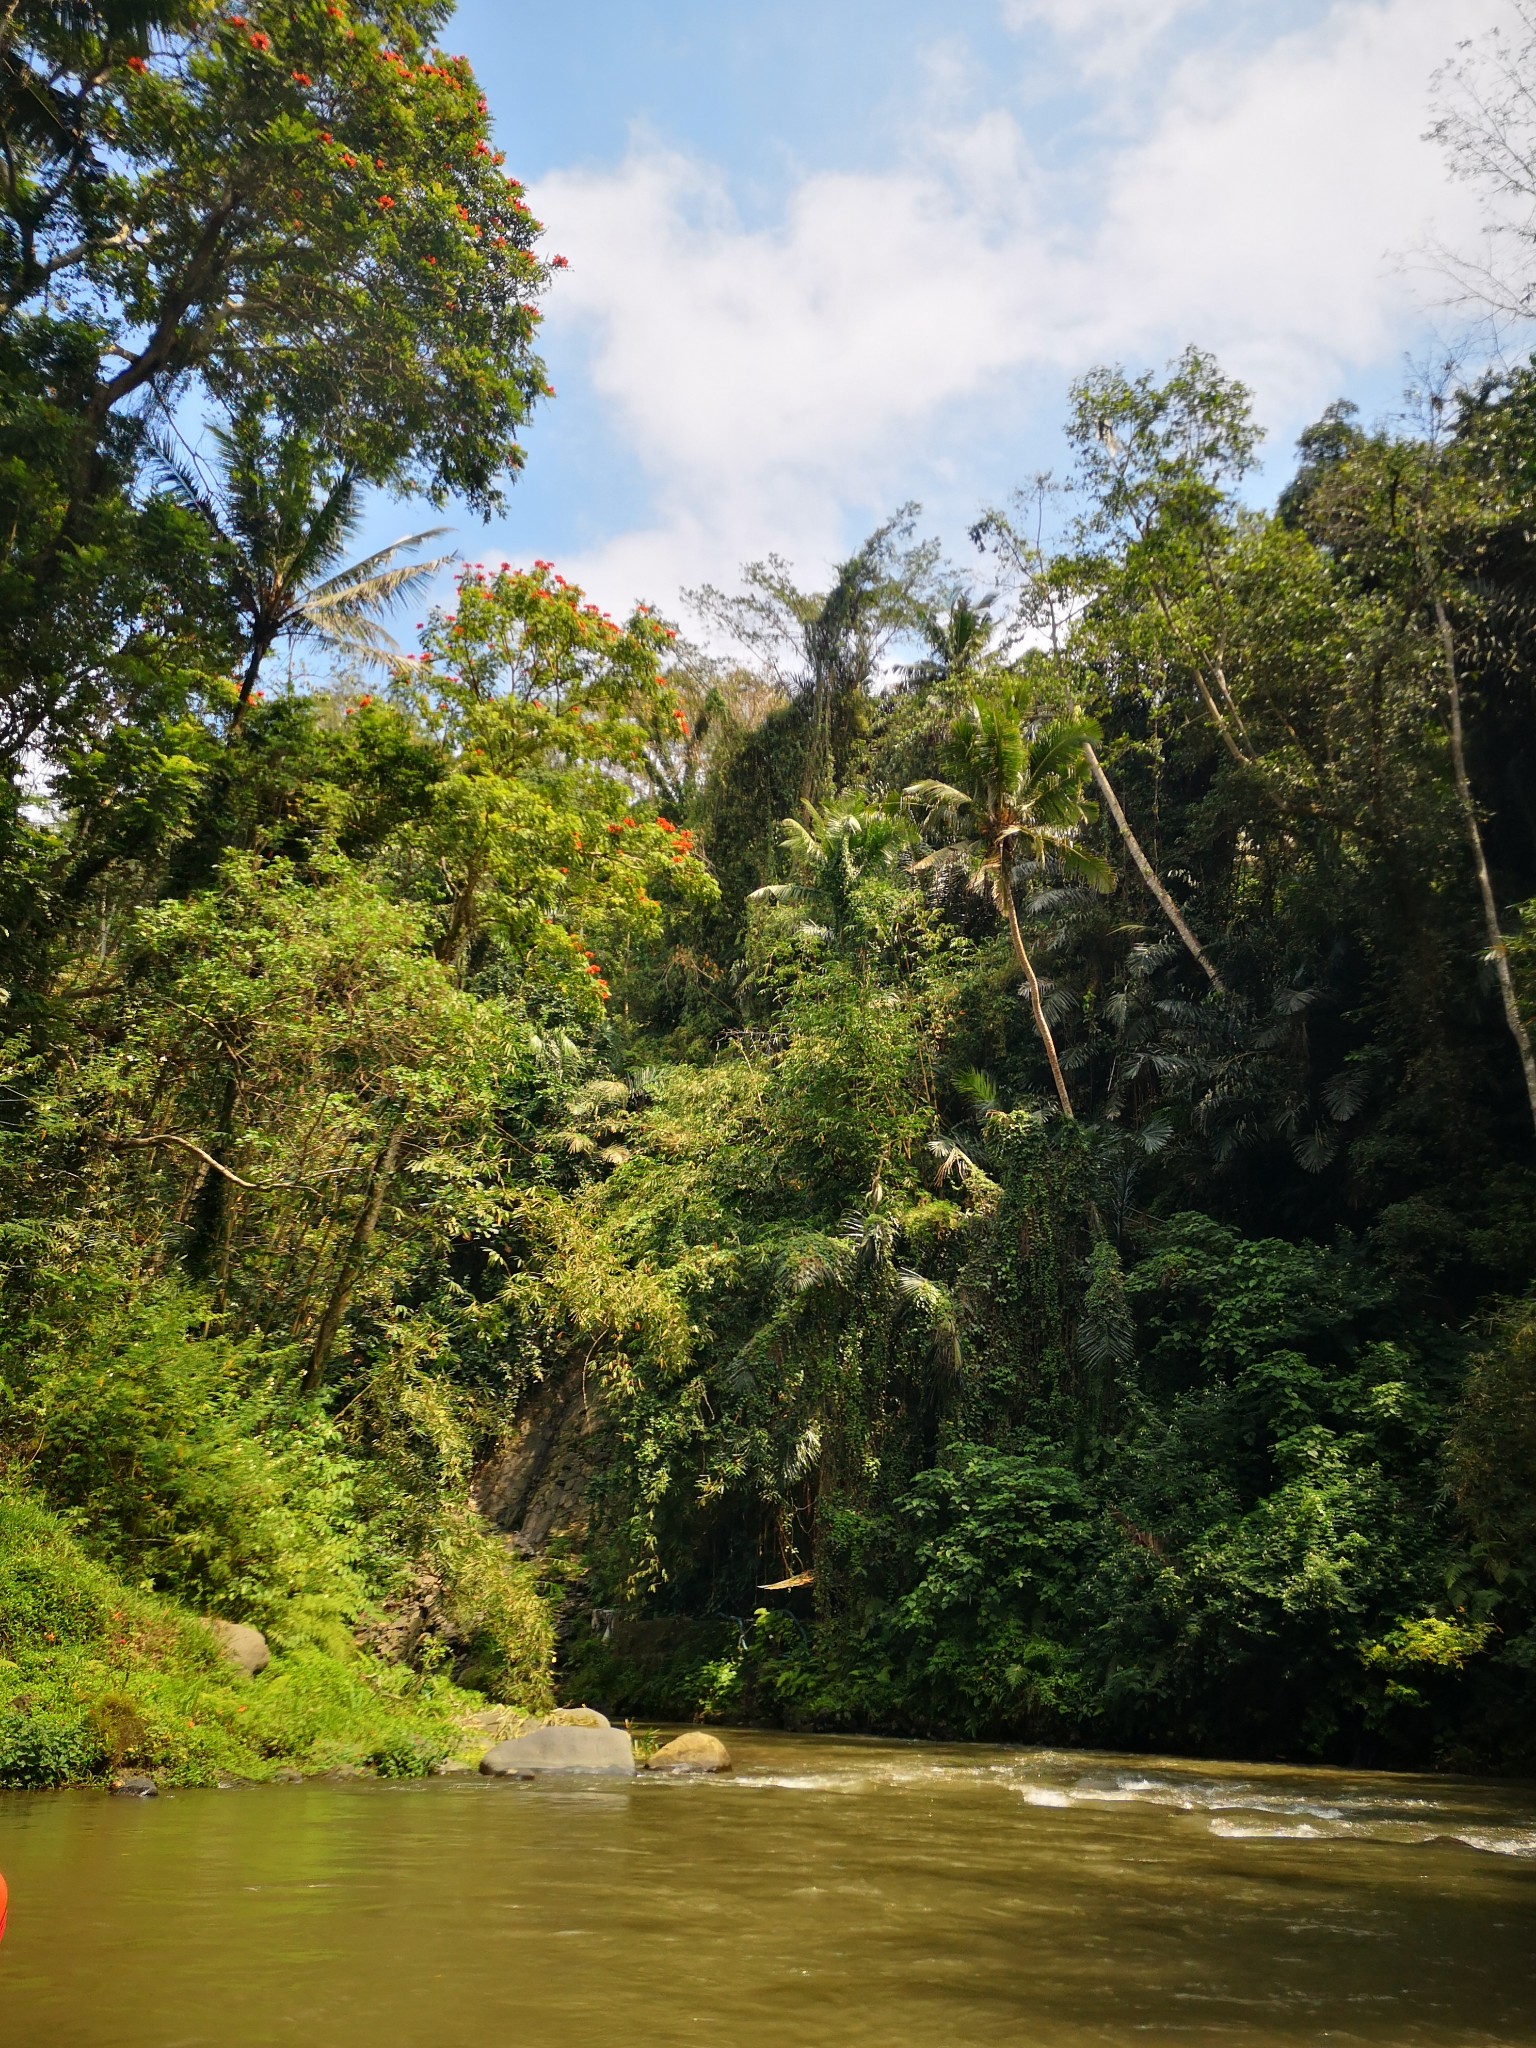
top-left (203, 1618), bottom-right (271, 1678)
top-left (456, 1706), bottom-right (529, 1744)
top-left (110, 1774), bottom-right (158, 1798)
top-left (479, 1720), bottom-right (634, 1777)
top-left (644, 1732), bottom-right (732, 1775)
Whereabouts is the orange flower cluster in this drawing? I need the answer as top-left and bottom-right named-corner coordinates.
top-left (653, 817), bottom-right (696, 855)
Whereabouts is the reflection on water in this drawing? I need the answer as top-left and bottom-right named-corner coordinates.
top-left (1, 1733), bottom-right (1534, 2046)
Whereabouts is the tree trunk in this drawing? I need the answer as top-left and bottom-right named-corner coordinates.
top-left (798, 668), bottom-right (834, 807)
top-left (302, 1121), bottom-right (405, 1395)
top-left (1083, 739), bottom-right (1225, 992)
top-left (1146, 582), bottom-right (1252, 766)
top-left (230, 636), bottom-right (269, 732)
top-left (1000, 865), bottom-right (1075, 1120)
top-left (1433, 595), bottom-right (1536, 1136)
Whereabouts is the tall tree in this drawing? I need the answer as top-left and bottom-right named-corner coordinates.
top-left (1065, 349), bottom-right (1262, 769)
top-left (0, 0), bottom-right (552, 501)
top-left (688, 510), bottom-right (939, 807)
top-left (907, 686), bottom-right (1112, 1119)
top-left (1427, 2), bottom-right (1536, 325)
top-left (973, 496), bottom-right (1227, 991)
top-left (0, 0), bottom-right (557, 779)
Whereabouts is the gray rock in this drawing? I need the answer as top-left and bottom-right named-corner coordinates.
top-left (203, 1618), bottom-right (271, 1678)
top-left (110, 1774), bottom-right (158, 1797)
top-left (456, 1706), bottom-right (529, 1743)
top-left (644, 1731), bottom-right (732, 1775)
top-left (479, 1723), bottom-right (634, 1777)
top-left (540, 1705), bottom-right (611, 1729)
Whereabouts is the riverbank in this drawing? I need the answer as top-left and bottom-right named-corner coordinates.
top-left (0, 1491), bottom-right (533, 1789)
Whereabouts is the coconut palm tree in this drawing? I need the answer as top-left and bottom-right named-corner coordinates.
top-left (154, 408), bottom-right (450, 728)
top-left (906, 683), bottom-right (1112, 1119)
top-left (749, 795), bottom-right (915, 944)
top-left (905, 588), bottom-right (998, 695)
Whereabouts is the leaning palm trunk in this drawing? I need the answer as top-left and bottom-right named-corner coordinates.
top-left (1433, 595), bottom-right (1536, 1136)
top-left (1082, 739), bottom-right (1225, 992)
top-left (998, 860), bottom-right (1075, 1120)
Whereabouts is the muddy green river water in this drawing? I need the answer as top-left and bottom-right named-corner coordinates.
top-left (1, 1731), bottom-right (1534, 2046)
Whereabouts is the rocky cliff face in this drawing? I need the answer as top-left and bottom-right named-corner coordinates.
top-left (474, 1365), bottom-right (595, 1558)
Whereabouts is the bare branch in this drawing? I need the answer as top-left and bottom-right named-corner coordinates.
top-left (103, 1132), bottom-right (347, 1191)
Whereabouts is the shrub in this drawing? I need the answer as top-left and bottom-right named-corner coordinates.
top-left (7, 1284), bottom-right (365, 1635)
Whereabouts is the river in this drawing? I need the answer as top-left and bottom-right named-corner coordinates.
top-left (1, 1732), bottom-right (1533, 2045)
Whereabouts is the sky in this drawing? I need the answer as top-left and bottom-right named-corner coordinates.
top-left (360, 0), bottom-right (1508, 627)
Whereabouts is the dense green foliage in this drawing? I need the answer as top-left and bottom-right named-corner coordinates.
top-left (540, 356), bottom-right (1536, 1774)
top-left (4, 3), bottom-right (1536, 1785)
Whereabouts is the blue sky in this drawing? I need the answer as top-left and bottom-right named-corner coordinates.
top-left (359, 0), bottom-right (1503, 628)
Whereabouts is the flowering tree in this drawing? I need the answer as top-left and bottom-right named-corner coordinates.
top-left (1, 0), bottom-right (553, 507)
top-left (388, 560), bottom-right (716, 1010)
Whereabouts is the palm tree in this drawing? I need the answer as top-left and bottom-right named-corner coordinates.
top-left (155, 408), bottom-right (450, 728)
top-left (905, 588), bottom-right (998, 695)
top-left (749, 795), bottom-right (915, 944)
top-left (906, 683), bottom-right (1112, 1120)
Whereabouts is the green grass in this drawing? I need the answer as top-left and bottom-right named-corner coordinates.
top-left (0, 1489), bottom-right (503, 1787)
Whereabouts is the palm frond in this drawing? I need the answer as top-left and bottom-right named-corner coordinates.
top-left (951, 1066), bottom-right (1001, 1118)
top-left (146, 436), bottom-right (227, 540)
top-left (903, 777), bottom-right (972, 822)
top-left (308, 528), bottom-right (453, 597)
top-left (1056, 843), bottom-right (1116, 894)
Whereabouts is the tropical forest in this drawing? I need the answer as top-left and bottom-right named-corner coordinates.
top-left (4, 0), bottom-right (1536, 1826)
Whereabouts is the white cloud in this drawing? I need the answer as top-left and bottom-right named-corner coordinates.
top-left (1089, 0), bottom-right (1500, 404)
top-left (999, 0), bottom-right (1204, 76)
top-left (530, 0), bottom-right (1505, 618)
top-left (1000, 0), bottom-right (1195, 28)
